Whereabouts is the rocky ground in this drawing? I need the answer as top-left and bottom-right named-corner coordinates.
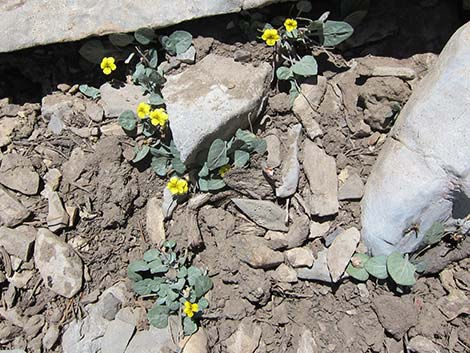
top-left (0, 1), bottom-right (469, 353)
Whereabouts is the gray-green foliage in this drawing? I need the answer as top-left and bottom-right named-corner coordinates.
top-left (272, 4), bottom-right (354, 105)
top-left (161, 30), bottom-right (193, 55)
top-left (79, 84), bottom-right (100, 99)
top-left (197, 129), bottom-right (267, 192)
top-left (128, 241), bottom-right (213, 335)
top-left (347, 252), bottom-right (417, 287)
top-left (151, 141), bottom-right (187, 176)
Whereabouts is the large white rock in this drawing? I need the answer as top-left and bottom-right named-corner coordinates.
top-left (163, 54), bottom-right (271, 164)
top-left (0, 0), bottom-right (290, 53)
top-left (361, 22), bottom-right (470, 256)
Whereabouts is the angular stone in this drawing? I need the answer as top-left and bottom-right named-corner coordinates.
top-left (124, 326), bottom-right (172, 353)
top-left (361, 22), bottom-right (470, 255)
top-left (226, 318), bottom-right (262, 353)
top-left (0, 226), bottom-right (36, 260)
top-left (43, 168), bottom-right (62, 192)
top-left (276, 124), bottom-right (301, 198)
top-left (146, 197), bottom-right (165, 245)
top-left (182, 328), bottom-right (208, 353)
top-left (238, 234), bottom-right (284, 269)
top-left (101, 312), bottom-right (136, 353)
top-left (327, 227), bottom-right (360, 282)
top-left (42, 324), bottom-right (60, 350)
top-left (46, 192), bottom-right (70, 232)
top-left (99, 83), bottom-right (146, 118)
top-left (303, 140), bottom-right (339, 217)
top-left (309, 221), bottom-right (330, 240)
top-left (373, 295), bottom-right (418, 339)
top-left (293, 77), bottom-right (326, 140)
top-left (338, 173), bottom-right (365, 201)
top-left (176, 45), bottom-right (196, 64)
top-left (297, 249), bottom-right (332, 283)
top-left (271, 263), bottom-right (298, 283)
top-left (265, 230), bottom-right (288, 250)
top-left (0, 186), bottom-right (30, 227)
top-left (1, 0), bottom-right (290, 53)
top-left (34, 228), bottom-right (83, 298)
top-left (286, 215), bottom-right (310, 249)
top-left (0, 153), bottom-right (40, 195)
top-left (285, 248), bottom-right (314, 268)
top-left (232, 198), bottom-right (288, 232)
top-left (407, 336), bottom-right (441, 353)
top-left (86, 101), bottom-right (104, 122)
top-left (265, 134), bottom-right (282, 168)
top-left (162, 54), bottom-right (271, 164)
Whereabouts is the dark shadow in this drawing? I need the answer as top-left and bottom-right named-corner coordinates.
top-left (452, 190), bottom-right (470, 219)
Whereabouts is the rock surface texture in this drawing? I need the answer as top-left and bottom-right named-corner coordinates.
top-left (361, 22), bottom-right (470, 255)
top-left (163, 54), bottom-right (271, 164)
top-left (0, 0), bottom-right (290, 52)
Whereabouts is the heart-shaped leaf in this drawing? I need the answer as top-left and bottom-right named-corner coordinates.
top-left (423, 222), bottom-right (445, 246)
top-left (207, 139), bottom-right (229, 170)
top-left (322, 20), bottom-right (354, 47)
top-left (345, 253), bottom-right (369, 281)
top-left (364, 255), bottom-right (388, 279)
top-left (132, 145), bottom-right (150, 163)
top-left (387, 252), bottom-right (416, 286)
top-left (109, 33), bottom-right (134, 47)
top-left (134, 27), bottom-right (155, 45)
top-left (292, 55), bottom-right (318, 77)
top-left (234, 150), bottom-right (250, 168)
top-left (276, 66), bottom-right (294, 81)
top-left (148, 304), bottom-right (170, 328)
top-left (194, 275), bottom-right (213, 298)
top-left (118, 110), bottom-right (137, 132)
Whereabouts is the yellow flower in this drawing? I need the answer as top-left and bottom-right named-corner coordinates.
top-left (219, 164), bottom-right (231, 177)
top-left (261, 28), bottom-right (280, 46)
top-left (183, 301), bottom-right (199, 318)
top-left (136, 102), bottom-right (151, 119)
top-left (149, 108), bottom-right (169, 127)
top-left (100, 57), bottom-right (117, 75)
top-left (167, 176), bottom-right (188, 195)
top-left (284, 18), bottom-right (298, 32)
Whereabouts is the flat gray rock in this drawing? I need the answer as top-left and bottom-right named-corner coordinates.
top-left (276, 124), bottom-right (301, 198)
top-left (0, 186), bottom-right (30, 227)
top-left (338, 173), bottom-right (365, 201)
top-left (0, 0), bottom-right (290, 53)
top-left (163, 54), bottom-right (271, 164)
top-left (124, 327), bottom-right (172, 353)
top-left (0, 226), bottom-right (36, 260)
top-left (101, 310), bottom-right (136, 353)
top-left (99, 83), bottom-right (146, 118)
top-left (34, 228), bottom-right (83, 298)
top-left (0, 153), bottom-right (40, 195)
top-left (361, 22), bottom-right (470, 255)
top-left (296, 249), bottom-right (332, 283)
top-left (232, 198), bottom-right (288, 231)
top-left (237, 234), bottom-right (284, 269)
top-left (303, 140), bottom-right (339, 217)
top-left (327, 227), bottom-right (360, 282)
top-left (146, 197), bottom-right (165, 245)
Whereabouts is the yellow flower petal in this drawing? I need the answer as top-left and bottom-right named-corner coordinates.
top-left (261, 28), bottom-right (280, 46)
top-left (103, 67), bottom-right (112, 75)
top-left (137, 102), bottom-right (151, 119)
top-left (191, 303), bottom-right (199, 312)
top-left (284, 18), bottom-right (298, 32)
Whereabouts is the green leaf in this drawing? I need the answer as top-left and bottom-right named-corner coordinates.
top-left (194, 275), bottom-right (213, 298)
top-left (109, 33), bottom-right (134, 47)
top-left (207, 139), bottom-right (229, 170)
top-left (289, 81), bottom-right (300, 107)
top-left (162, 31), bottom-right (193, 55)
top-left (79, 40), bottom-right (107, 64)
top-left (132, 145), bottom-right (151, 163)
top-left (118, 110), bottom-right (137, 132)
top-left (164, 240), bottom-right (176, 249)
top-left (127, 260), bottom-right (150, 281)
top-left (187, 266), bottom-right (203, 286)
top-left (167, 299), bottom-right (181, 312)
top-left (198, 163), bottom-right (209, 178)
top-left (345, 253), bottom-right (369, 281)
top-left (148, 48), bottom-right (159, 68)
top-left (79, 84), bottom-right (100, 99)
top-left (364, 255), bottom-right (388, 279)
top-left (143, 249), bottom-right (161, 262)
top-left (423, 222), bottom-right (445, 246)
top-left (142, 121), bottom-right (157, 137)
top-left (234, 150), bottom-right (250, 168)
top-left (134, 27), bottom-right (155, 45)
top-left (133, 278), bottom-right (154, 296)
top-left (235, 129), bottom-right (266, 154)
top-left (149, 93), bottom-right (165, 106)
top-left (170, 278), bottom-right (186, 291)
top-left (387, 252), bottom-right (416, 287)
top-left (322, 20), bottom-right (354, 47)
top-left (199, 177), bottom-right (226, 192)
top-left (178, 266), bottom-right (188, 278)
top-left (148, 304), bottom-right (170, 328)
top-left (198, 297), bottom-right (209, 311)
top-left (183, 316), bottom-right (198, 336)
top-left (296, 0), bottom-right (312, 12)
top-left (292, 55), bottom-right (318, 77)
top-left (171, 157), bottom-right (187, 175)
top-left (276, 66), bottom-right (294, 81)
top-left (149, 259), bottom-right (169, 274)
top-left (152, 157), bottom-right (169, 177)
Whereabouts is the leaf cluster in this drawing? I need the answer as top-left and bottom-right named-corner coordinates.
top-left (128, 241), bottom-right (213, 335)
top-left (197, 129), bottom-right (267, 192)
